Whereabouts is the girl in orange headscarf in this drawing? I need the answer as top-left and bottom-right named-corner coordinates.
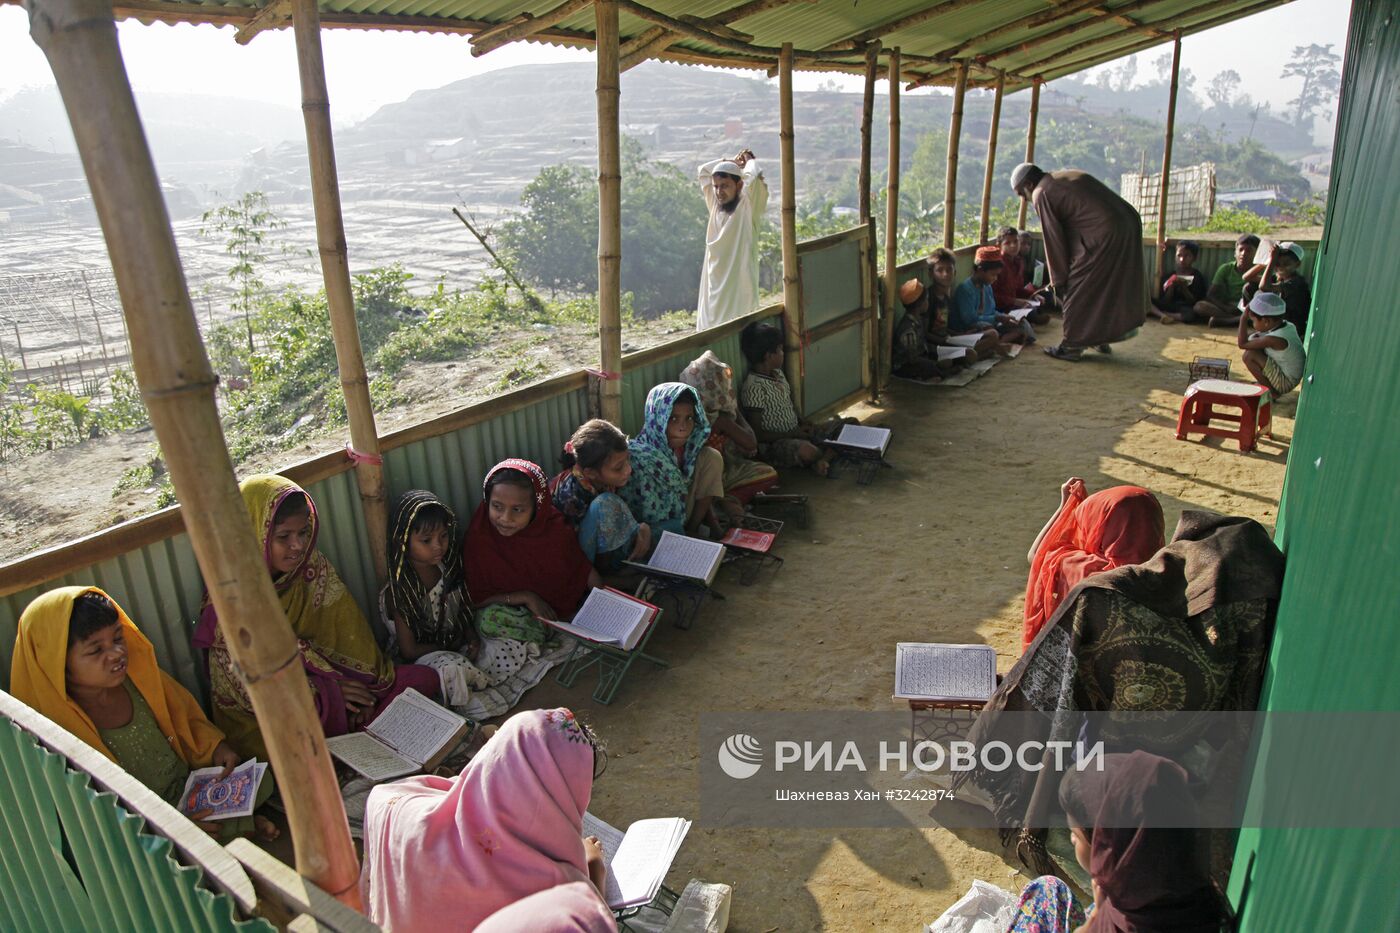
top-left (1022, 478), bottom-right (1165, 651)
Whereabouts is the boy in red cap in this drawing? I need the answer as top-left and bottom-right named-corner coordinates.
top-left (950, 245), bottom-right (1030, 352)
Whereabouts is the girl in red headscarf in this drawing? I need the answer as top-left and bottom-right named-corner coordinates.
top-left (1023, 477), bottom-right (1165, 651)
top-left (464, 460), bottom-right (600, 646)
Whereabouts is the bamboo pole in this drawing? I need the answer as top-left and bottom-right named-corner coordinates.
top-left (25, 0), bottom-right (361, 906)
top-left (979, 71), bottom-right (1005, 244)
top-left (943, 60), bottom-right (968, 249)
top-left (778, 43), bottom-right (804, 415)
top-left (595, 0), bottom-right (623, 425)
top-left (1018, 78), bottom-right (1040, 229)
top-left (291, 0), bottom-right (388, 584)
top-left (1155, 32), bottom-right (1183, 288)
top-left (858, 41), bottom-right (880, 223)
top-left (470, 0), bottom-right (593, 57)
top-left (881, 46), bottom-right (901, 390)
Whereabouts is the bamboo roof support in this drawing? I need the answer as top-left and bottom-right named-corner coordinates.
top-left (778, 43), bottom-right (804, 415)
top-left (25, 0), bottom-right (360, 906)
top-left (470, 0), bottom-right (593, 57)
top-left (619, 0), bottom-right (816, 72)
top-left (596, 0), bottom-right (623, 425)
top-left (819, 0), bottom-right (986, 52)
top-left (233, 0), bottom-right (290, 45)
top-left (935, 0), bottom-right (1106, 61)
top-left (880, 45), bottom-right (900, 390)
top-left (1018, 78), bottom-right (1040, 229)
top-left (979, 71), bottom-right (1005, 245)
top-left (1155, 32), bottom-right (1182, 288)
top-left (858, 41), bottom-right (880, 223)
top-left (617, 0), bottom-right (861, 60)
top-left (292, 0), bottom-right (389, 586)
top-left (943, 60), bottom-right (968, 250)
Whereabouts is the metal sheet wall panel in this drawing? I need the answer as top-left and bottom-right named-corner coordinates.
top-left (802, 324), bottom-right (863, 414)
top-left (801, 237), bottom-right (864, 328)
top-left (0, 715), bottom-right (271, 933)
top-left (1228, 2), bottom-right (1400, 929)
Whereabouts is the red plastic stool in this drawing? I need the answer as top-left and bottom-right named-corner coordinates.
top-left (1175, 379), bottom-right (1273, 453)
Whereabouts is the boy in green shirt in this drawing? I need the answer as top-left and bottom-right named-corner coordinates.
top-left (1193, 233), bottom-right (1259, 326)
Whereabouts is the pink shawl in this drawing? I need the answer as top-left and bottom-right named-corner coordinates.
top-left (361, 707), bottom-right (597, 930)
top-left (476, 881), bottom-right (615, 932)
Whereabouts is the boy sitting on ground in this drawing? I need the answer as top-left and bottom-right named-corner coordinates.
top-left (992, 227), bottom-right (1051, 325)
top-left (951, 246), bottom-right (1029, 351)
top-left (893, 279), bottom-right (975, 383)
top-left (927, 248), bottom-right (999, 361)
top-left (1237, 291), bottom-right (1306, 397)
top-left (1149, 240), bottom-right (1208, 324)
top-left (739, 321), bottom-right (852, 476)
top-left (1194, 233), bottom-right (1259, 326)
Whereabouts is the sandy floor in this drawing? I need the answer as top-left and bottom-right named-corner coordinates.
top-left (514, 316), bottom-right (1291, 932)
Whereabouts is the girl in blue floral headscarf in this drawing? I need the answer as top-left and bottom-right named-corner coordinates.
top-left (617, 383), bottom-right (728, 538)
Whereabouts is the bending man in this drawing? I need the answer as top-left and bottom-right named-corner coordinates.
top-left (696, 149), bottom-right (767, 331)
top-left (1011, 162), bottom-right (1146, 361)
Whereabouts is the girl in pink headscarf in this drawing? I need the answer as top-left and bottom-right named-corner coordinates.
top-left (360, 707), bottom-right (609, 930)
top-left (1022, 477), bottom-right (1165, 652)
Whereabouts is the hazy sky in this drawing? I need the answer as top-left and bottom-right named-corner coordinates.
top-left (0, 0), bottom-right (1349, 124)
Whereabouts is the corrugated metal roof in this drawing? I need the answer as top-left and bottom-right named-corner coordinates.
top-left (85, 0), bottom-right (1297, 90)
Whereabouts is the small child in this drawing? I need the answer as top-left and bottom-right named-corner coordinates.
top-left (927, 248), bottom-right (999, 361)
top-left (1194, 233), bottom-right (1259, 326)
top-left (551, 419), bottom-right (652, 571)
top-left (616, 383), bottom-right (730, 537)
top-left (1237, 291), bottom-right (1306, 397)
top-left (465, 461), bottom-right (600, 637)
top-left (1244, 241), bottom-right (1311, 333)
top-left (892, 279), bottom-right (954, 383)
top-left (679, 350), bottom-right (779, 505)
top-left (738, 322), bottom-right (853, 476)
top-left (992, 227), bottom-right (1051, 324)
top-left (1149, 240), bottom-right (1208, 324)
top-left (950, 246), bottom-right (1029, 350)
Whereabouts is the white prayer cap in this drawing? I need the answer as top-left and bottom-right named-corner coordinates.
top-left (712, 160), bottom-right (743, 177)
top-left (1010, 162), bottom-right (1039, 192)
top-left (1248, 292), bottom-right (1287, 317)
top-left (1279, 241), bottom-right (1306, 263)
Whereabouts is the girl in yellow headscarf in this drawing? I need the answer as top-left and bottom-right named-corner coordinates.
top-left (191, 474), bottom-right (439, 759)
top-left (10, 586), bottom-right (278, 841)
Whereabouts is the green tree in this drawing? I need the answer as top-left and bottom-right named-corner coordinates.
top-left (1206, 69), bottom-right (1243, 110)
top-left (200, 191), bottom-right (287, 352)
top-left (1281, 44), bottom-right (1342, 130)
top-left (497, 165), bottom-right (598, 295)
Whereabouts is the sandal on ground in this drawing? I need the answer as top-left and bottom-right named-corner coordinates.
top-left (1043, 344), bottom-right (1083, 361)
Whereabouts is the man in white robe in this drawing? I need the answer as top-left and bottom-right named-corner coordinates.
top-left (695, 149), bottom-right (767, 331)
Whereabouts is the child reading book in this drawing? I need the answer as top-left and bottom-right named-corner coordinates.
top-left (927, 248), bottom-right (999, 361)
top-left (951, 246), bottom-right (1030, 351)
top-left (1237, 291), bottom-right (1306, 397)
top-left (992, 227), bottom-right (1050, 324)
top-left (552, 419), bottom-right (651, 571)
top-left (894, 279), bottom-right (978, 382)
top-left (617, 383), bottom-right (731, 536)
top-left (465, 460), bottom-right (601, 642)
top-left (1243, 240), bottom-right (1311, 333)
top-left (192, 475), bottom-right (439, 760)
top-left (738, 321), bottom-right (856, 476)
top-left (1149, 240), bottom-right (1208, 324)
top-left (361, 708), bottom-right (610, 930)
top-left (679, 350), bottom-right (779, 505)
top-left (12, 587), bottom-right (278, 841)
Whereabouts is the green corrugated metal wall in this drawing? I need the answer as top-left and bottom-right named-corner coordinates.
top-left (0, 715), bottom-right (272, 933)
top-left (1227, 2), bottom-right (1400, 929)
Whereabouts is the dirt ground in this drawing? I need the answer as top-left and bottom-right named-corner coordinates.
top-left (511, 316), bottom-right (1289, 932)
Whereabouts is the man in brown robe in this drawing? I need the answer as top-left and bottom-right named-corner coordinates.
top-left (1012, 163), bottom-right (1146, 360)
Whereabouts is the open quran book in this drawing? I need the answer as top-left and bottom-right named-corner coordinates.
top-left (582, 811), bottom-right (692, 910)
top-left (828, 423), bottom-right (892, 457)
top-left (325, 688), bottom-right (470, 781)
top-left (625, 530), bottom-right (725, 586)
top-left (539, 586), bottom-right (658, 651)
top-left (893, 642), bottom-right (997, 703)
